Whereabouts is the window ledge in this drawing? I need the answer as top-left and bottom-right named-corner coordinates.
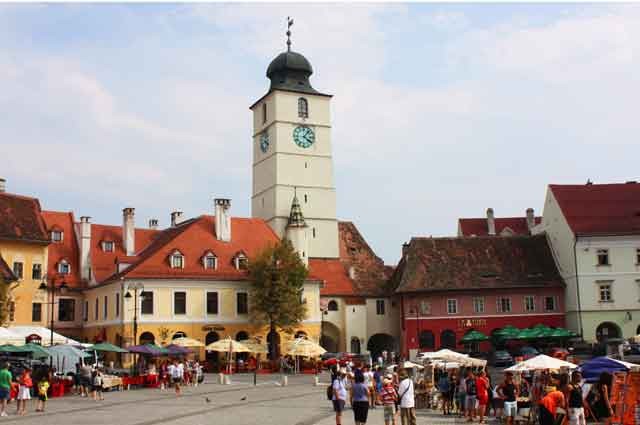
top-left (598, 300), bottom-right (614, 304)
top-left (595, 264), bottom-right (611, 268)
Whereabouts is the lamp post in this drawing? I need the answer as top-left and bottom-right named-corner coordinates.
top-left (123, 282), bottom-right (145, 347)
top-left (38, 274), bottom-right (68, 347)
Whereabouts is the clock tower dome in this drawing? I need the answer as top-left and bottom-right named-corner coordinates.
top-left (250, 30), bottom-right (339, 259)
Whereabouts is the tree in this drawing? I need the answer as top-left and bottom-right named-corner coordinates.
top-left (248, 239), bottom-right (308, 359)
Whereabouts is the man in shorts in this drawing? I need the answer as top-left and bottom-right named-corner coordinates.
top-left (0, 362), bottom-right (11, 417)
top-left (464, 369), bottom-right (477, 422)
top-left (498, 371), bottom-right (519, 425)
top-left (380, 375), bottom-right (398, 425)
top-left (332, 369), bottom-right (348, 425)
top-left (79, 363), bottom-right (92, 397)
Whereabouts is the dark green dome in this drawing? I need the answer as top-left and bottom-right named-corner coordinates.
top-left (265, 50), bottom-right (319, 94)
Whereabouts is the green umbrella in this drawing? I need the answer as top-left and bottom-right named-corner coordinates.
top-left (461, 330), bottom-right (489, 343)
top-left (87, 342), bottom-right (129, 353)
top-left (514, 328), bottom-right (538, 340)
top-left (0, 344), bottom-right (27, 353)
top-left (22, 343), bottom-right (52, 359)
top-left (495, 326), bottom-right (520, 339)
top-left (548, 328), bottom-right (574, 338)
top-left (533, 323), bottom-right (551, 330)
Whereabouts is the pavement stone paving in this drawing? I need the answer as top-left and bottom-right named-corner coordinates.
top-left (0, 373), bottom-right (502, 425)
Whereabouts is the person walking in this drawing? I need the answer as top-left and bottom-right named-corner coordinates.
top-left (590, 371), bottom-right (614, 424)
top-left (476, 370), bottom-right (489, 424)
top-left (92, 369), bottom-right (104, 401)
top-left (567, 371), bottom-right (586, 425)
top-left (464, 369), bottom-right (477, 422)
top-left (498, 371), bottom-right (519, 425)
top-left (79, 363), bottom-right (92, 397)
top-left (362, 366), bottom-right (375, 409)
top-left (172, 360), bottom-right (184, 396)
top-left (0, 363), bottom-right (11, 417)
top-left (437, 371), bottom-right (451, 415)
top-left (380, 375), bottom-right (398, 425)
top-left (457, 373), bottom-right (467, 418)
top-left (397, 369), bottom-right (416, 425)
top-left (332, 369), bottom-right (348, 425)
top-left (351, 372), bottom-right (370, 425)
top-left (35, 374), bottom-right (49, 412)
top-left (16, 367), bottom-right (32, 416)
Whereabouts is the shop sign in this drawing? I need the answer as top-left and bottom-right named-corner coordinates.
top-left (202, 325), bottom-right (225, 331)
top-left (457, 319), bottom-right (487, 328)
top-left (25, 334), bottom-right (42, 345)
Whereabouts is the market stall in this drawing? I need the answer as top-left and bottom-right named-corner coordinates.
top-left (578, 356), bottom-right (640, 383)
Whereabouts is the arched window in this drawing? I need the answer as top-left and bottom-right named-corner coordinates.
top-left (170, 250), bottom-right (184, 269)
top-left (172, 331), bottom-right (187, 340)
top-left (327, 300), bottom-right (338, 311)
top-left (440, 329), bottom-right (457, 349)
top-left (203, 251), bottom-right (217, 270)
top-left (236, 331), bottom-right (249, 341)
top-left (298, 97), bottom-right (308, 118)
top-left (139, 332), bottom-right (155, 345)
top-left (351, 337), bottom-right (361, 354)
top-left (295, 331), bottom-right (307, 339)
top-left (419, 330), bottom-right (435, 350)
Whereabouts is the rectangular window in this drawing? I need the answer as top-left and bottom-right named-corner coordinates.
top-left (58, 262), bottom-right (70, 275)
top-left (58, 299), bottom-right (75, 322)
top-left (636, 248), bottom-right (640, 265)
top-left (498, 297), bottom-right (512, 313)
top-left (376, 300), bottom-right (385, 315)
top-left (8, 302), bottom-right (14, 322)
top-left (83, 301), bottom-right (88, 322)
top-left (524, 296), bottom-right (536, 312)
top-left (51, 231), bottom-right (63, 242)
top-left (141, 291), bottom-right (154, 315)
top-left (116, 293), bottom-right (120, 317)
top-left (31, 303), bottom-right (42, 322)
top-left (94, 298), bottom-right (98, 320)
top-left (597, 249), bottom-right (610, 266)
top-left (599, 284), bottom-right (612, 302)
top-left (472, 297), bottom-right (485, 314)
top-left (103, 296), bottom-right (108, 319)
top-left (205, 256), bottom-right (216, 269)
top-left (544, 296), bottom-right (557, 311)
top-left (174, 291), bottom-right (186, 315)
top-left (206, 292), bottom-right (219, 315)
top-left (447, 299), bottom-right (458, 315)
top-left (262, 103), bottom-right (267, 124)
top-left (102, 241), bottom-right (114, 252)
top-left (32, 264), bottom-right (42, 280)
top-left (12, 262), bottom-right (23, 279)
top-left (237, 292), bottom-right (248, 315)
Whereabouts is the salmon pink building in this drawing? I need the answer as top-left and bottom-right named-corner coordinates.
top-left (391, 235), bottom-right (565, 358)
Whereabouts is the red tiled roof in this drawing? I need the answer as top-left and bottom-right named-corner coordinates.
top-left (90, 223), bottom-right (160, 282)
top-left (41, 211), bottom-right (82, 288)
top-left (458, 217), bottom-right (541, 237)
top-left (392, 235), bottom-right (563, 294)
top-left (0, 193), bottom-right (49, 244)
top-left (550, 182), bottom-right (640, 236)
top-left (312, 221), bottom-right (390, 297)
top-left (0, 255), bottom-right (17, 282)
top-left (101, 216), bottom-right (280, 283)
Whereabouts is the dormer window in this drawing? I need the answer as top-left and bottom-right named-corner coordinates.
top-left (57, 259), bottom-right (70, 275)
top-left (170, 251), bottom-right (184, 269)
top-left (102, 241), bottom-right (114, 252)
top-left (298, 97), bottom-right (308, 118)
top-left (234, 252), bottom-right (248, 270)
top-left (203, 252), bottom-right (217, 270)
top-left (51, 230), bottom-right (63, 242)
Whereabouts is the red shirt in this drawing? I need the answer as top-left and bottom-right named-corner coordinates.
top-left (476, 377), bottom-right (489, 399)
top-left (540, 391), bottom-right (565, 418)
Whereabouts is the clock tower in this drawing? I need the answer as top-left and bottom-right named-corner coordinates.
top-left (250, 34), bottom-right (339, 259)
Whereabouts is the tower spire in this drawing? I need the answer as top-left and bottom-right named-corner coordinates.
top-left (286, 16), bottom-right (294, 52)
top-left (287, 188), bottom-right (306, 228)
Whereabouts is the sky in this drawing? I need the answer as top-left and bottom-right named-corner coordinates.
top-left (1, 3), bottom-right (639, 264)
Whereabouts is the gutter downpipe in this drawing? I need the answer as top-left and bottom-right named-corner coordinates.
top-left (573, 236), bottom-right (585, 340)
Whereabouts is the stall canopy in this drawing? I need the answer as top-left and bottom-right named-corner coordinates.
top-left (505, 354), bottom-right (578, 372)
top-left (0, 326), bottom-right (79, 346)
top-left (48, 345), bottom-right (91, 374)
top-left (285, 338), bottom-right (326, 357)
top-left (578, 357), bottom-right (640, 382)
top-left (21, 343), bottom-right (52, 359)
top-left (418, 349), bottom-right (487, 367)
top-left (87, 343), bottom-right (129, 353)
top-left (170, 337), bottom-right (204, 348)
top-left (460, 330), bottom-right (489, 343)
top-left (165, 344), bottom-right (191, 356)
top-left (128, 344), bottom-right (169, 356)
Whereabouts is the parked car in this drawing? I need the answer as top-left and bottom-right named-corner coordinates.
top-left (491, 350), bottom-right (514, 367)
top-left (549, 347), bottom-right (569, 361)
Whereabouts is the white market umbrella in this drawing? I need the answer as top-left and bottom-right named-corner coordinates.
top-left (206, 337), bottom-right (251, 374)
top-left (505, 354), bottom-right (577, 372)
top-left (402, 361), bottom-right (424, 370)
top-left (171, 337), bottom-right (205, 348)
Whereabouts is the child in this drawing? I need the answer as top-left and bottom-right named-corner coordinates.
top-left (16, 368), bottom-right (32, 416)
top-left (380, 375), bottom-right (398, 425)
top-left (36, 376), bottom-right (49, 412)
top-left (92, 369), bottom-right (104, 401)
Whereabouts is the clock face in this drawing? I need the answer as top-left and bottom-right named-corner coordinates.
top-left (260, 132), bottom-right (270, 153)
top-left (293, 126), bottom-right (315, 148)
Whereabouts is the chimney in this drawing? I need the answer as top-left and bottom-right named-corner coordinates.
top-left (79, 216), bottom-right (92, 281)
top-left (148, 218), bottom-right (159, 230)
top-left (122, 208), bottom-right (135, 256)
top-left (214, 198), bottom-right (232, 242)
top-left (170, 211), bottom-right (183, 227)
top-left (402, 242), bottom-right (410, 259)
top-left (526, 208), bottom-right (535, 232)
top-left (486, 208), bottom-right (496, 236)
top-left (0, 178), bottom-right (5, 193)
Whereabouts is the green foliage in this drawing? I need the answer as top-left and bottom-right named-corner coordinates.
top-left (248, 239), bottom-right (308, 334)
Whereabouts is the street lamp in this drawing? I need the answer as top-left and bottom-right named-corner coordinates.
top-left (123, 282), bottom-right (145, 346)
top-left (38, 274), bottom-right (68, 347)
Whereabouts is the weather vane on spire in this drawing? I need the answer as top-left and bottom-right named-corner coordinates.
top-left (286, 16), bottom-right (294, 52)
